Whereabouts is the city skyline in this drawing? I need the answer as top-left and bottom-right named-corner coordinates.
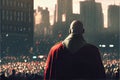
top-left (34, 0), bottom-right (120, 27)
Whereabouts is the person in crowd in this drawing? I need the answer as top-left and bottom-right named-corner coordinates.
top-left (8, 69), bottom-right (17, 80)
top-left (44, 20), bottom-right (106, 80)
top-left (0, 72), bottom-right (8, 80)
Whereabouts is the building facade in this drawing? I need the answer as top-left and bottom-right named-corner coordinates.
top-left (107, 5), bottom-right (120, 53)
top-left (55, 0), bottom-right (73, 23)
top-left (0, 0), bottom-right (34, 56)
top-left (108, 5), bottom-right (120, 33)
top-left (53, 0), bottom-right (81, 41)
top-left (34, 7), bottom-right (51, 39)
top-left (80, 0), bottom-right (104, 44)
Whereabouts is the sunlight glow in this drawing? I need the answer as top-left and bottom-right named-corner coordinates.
top-left (34, 11), bottom-right (42, 25)
top-left (34, 0), bottom-right (120, 27)
top-left (62, 14), bottom-right (66, 22)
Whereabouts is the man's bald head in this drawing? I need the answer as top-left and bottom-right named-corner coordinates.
top-left (69, 20), bottom-right (84, 34)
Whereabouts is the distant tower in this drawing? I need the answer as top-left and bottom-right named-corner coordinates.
top-left (55, 0), bottom-right (73, 23)
top-left (107, 5), bottom-right (120, 54)
top-left (34, 7), bottom-right (50, 37)
top-left (54, 5), bottom-right (57, 24)
top-left (40, 7), bottom-right (50, 27)
top-left (80, 0), bottom-right (104, 34)
top-left (108, 5), bottom-right (120, 33)
top-left (80, 0), bottom-right (104, 44)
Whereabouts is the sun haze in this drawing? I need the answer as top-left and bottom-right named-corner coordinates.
top-left (34, 0), bottom-right (120, 27)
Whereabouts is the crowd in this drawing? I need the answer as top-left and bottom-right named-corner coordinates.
top-left (0, 53), bottom-right (119, 80)
top-left (0, 56), bottom-right (46, 80)
top-left (103, 59), bottom-right (119, 79)
top-left (1, 63), bottom-right (44, 80)
top-left (0, 71), bottom-right (43, 80)
top-left (1, 61), bottom-right (45, 75)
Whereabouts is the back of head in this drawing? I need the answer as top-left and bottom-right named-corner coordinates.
top-left (69, 20), bottom-right (84, 35)
top-left (63, 20), bottom-right (86, 53)
top-left (12, 69), bottom-right (16, 75)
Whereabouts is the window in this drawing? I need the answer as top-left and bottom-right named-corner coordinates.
top-left (21, 2), bottom-right (23, 7)
top-left (14, 1), bottom-right (16, 6)
top-left (2, 10), bottom-right (5, 20)
top-left (24, 27), bottom-right (26, 31)
top-left (21, 12), bottom-right (23, 21)
top-left (10, 11), bottom-right (13, 21)
top-left (18, 2), bottom-right (20, 7)
top-left (10, 1), bottom-right (13, 6)
top-left (6, 0), bottom-right (9, 6)
top-left (6, 10), bottom-right (9, 20)
top-left (2, 0), bottom-right (5, 6)
top-left (0, 0), bottom-right (2, 5)
top-left (29, 13), bottom-right (31, 22)
top-left (14, 11), bottom-right (16, 20)
top-left (24, 13), bottom-right (26, 22)
top-left (20, 28), bottom-right (23, 32)
top-left (17, 12), bottom-right (20, 21)
top-left (24, 3), bottom-right (26, 8)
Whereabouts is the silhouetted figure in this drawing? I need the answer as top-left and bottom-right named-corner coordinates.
top-left (44, 20), bottom-right (106, 80)
top-left (8, 69), bottom-right (17, 80)
top-left (0, 72), bottom-right (8, 80)
top-left (115, 68), bottom-right (119, 80)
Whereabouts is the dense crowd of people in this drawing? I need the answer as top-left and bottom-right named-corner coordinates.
top-left (0, 56), bottom-right (46, 80)
top-left (0, 53), bottom-right (119, 80)
top-left (103, 59), bottom-right (119, 79)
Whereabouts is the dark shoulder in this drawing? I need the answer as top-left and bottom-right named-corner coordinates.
top-left (82, 43), bottom-right (100, 56)
top-left (84, 43), bottom-right (99, 50)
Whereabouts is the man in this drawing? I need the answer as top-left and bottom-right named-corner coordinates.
top-left (44, 20), bottom-right (106, 80)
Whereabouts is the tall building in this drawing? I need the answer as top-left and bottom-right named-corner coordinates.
top-left (37, 7), bottom-right (50, 27)
top-left (108, 5), bottom-right (120, 33)
top-left (80, 0), bottom-right (104, 44)
top-left (34, 7), bottom-right (50, 39)
top-left (107, 5), bottom-right (120, 53)
top-left (0, 0), bottom-right (34, 56)
top-left (80, 0), bottom-right (104, 34)
top-left (53, 0), bottom-right (81, 41)
top-left (55, 0), bottom-right (73, 23)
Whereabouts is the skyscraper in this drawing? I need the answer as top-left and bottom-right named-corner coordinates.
top-left (80, 0), bottom-right (104, 44)
top-left (37, 7), bottom-right (50, 27)
top-left (55, 0), bottom-right (73, 23)
top-left (34, 7), bottom-right (50, 38)
top-left (108, 5), bottom-right (120, 33)
top-left (53, 0), bottom-right (81, 41)
top-left (0, 0), bottom-right (34, 56)
top-left (107, 5), bottom-right (120, 53)
top-left (80, 0), bottom-right (104, 34)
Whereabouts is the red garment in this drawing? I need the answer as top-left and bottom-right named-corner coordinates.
top-left (44, 42), bottom-right (106, 80)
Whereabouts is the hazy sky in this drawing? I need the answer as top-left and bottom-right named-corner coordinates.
top-left (34, 0), bottom-right (120, 27)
